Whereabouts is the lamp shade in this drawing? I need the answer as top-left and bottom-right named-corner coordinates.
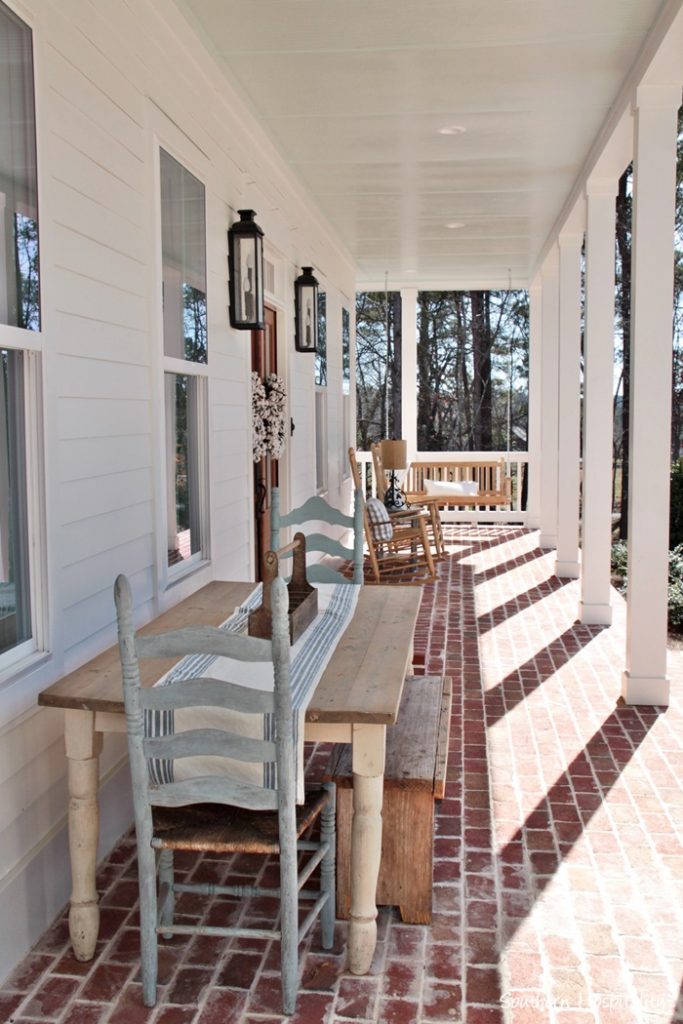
top-left (294, 266), bottom-right (319, 352)
top-left (228, 210), bottom-right (265, 330)
top-left (381, 439), bottom-right (407, 471)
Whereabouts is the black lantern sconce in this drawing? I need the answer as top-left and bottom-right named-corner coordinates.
top-left (294, 266), bottom-right (319, 353)
top-left (228, 209), bottom-right (265, 330)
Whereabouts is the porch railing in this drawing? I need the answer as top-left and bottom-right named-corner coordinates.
top-left (355, 450), bottom-right (529, 524)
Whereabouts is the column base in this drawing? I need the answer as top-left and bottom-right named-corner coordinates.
top-left (579, 601), bottom-right (612, 626)
top-left (538, 532), bottom-right (557, 551)
top-left (621, 670), bottom-right (670, 707)
top-left (555, 559), bottom-right (580, 579)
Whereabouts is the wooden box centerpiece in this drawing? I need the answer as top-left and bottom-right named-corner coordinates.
top-left (248, 532), bottom-right (318, 643)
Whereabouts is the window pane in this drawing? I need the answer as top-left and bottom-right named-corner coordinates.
top-left (0, 349), bottom-right (30, 654)
top-left (342, 307), bottom-right (350, 394)
top-left (165, 373), bottom-right (202, 566)
top-left (0, 2), bottom-right (40, 330)
top-left (315, 292), bottom-right (327, 386)
top-left (315, 388), bottom-right (327, 492)
top-left (160, 150), bottom-right (207, 363)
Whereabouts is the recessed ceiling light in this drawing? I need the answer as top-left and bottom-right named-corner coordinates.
top-left (445, 221), bottom-right (465, 229)
top-left (404, 269), bottom-right (416, 275)
top-left (438, 125), bottom-right (466, 136)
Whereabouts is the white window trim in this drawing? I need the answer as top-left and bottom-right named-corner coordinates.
top-left (151, 126), bottom-right (211, 591)
top-left (315, 385), bottom-right (328, 495)
top-left (0, 344), bottom-right (48, 684)
top-left (165, 372), bottom-right (210, 584)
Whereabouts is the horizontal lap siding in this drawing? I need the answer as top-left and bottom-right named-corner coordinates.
top-left (0, 0), bottom-right (355, 982)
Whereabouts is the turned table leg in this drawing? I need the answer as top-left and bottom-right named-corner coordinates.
top-left (64, 709), bottom-right (103, 961)
top-left (348, 723), bottom-right (385, 975)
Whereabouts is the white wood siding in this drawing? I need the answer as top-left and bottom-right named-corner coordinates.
top-left (0, 0), bottom-right (355, 981)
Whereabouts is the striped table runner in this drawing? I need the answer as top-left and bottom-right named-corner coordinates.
top-left (147, 582), bottom-right (360, 803)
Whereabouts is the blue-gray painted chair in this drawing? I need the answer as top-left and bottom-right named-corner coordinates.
top-left (114, 572), bottom-right (335, 1016)
top-left (271, 487), bottom-right (364, 584)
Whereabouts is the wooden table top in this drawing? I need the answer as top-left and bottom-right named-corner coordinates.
top-left (38, 581), bottom-right (422, 726)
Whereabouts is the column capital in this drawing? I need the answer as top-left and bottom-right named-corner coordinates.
top-left (633, 82), bottom-right (682, 112)
top-left (558, 199), bottom-right (585, 241)
top-left (558, 229), bottom-right (583, 251)
top-left (541, 243), bottom-right (559, 275)
top-left (585, 176), bottom-right (618, 199)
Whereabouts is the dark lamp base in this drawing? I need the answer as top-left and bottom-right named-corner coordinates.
top-left (384, 475), bottom-right (407, 512)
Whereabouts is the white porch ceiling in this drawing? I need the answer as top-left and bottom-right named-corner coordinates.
top-left (173, 0), bottom-right (667, 290)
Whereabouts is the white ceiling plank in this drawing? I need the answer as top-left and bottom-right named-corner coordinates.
top-left (172, 0), bottom-right (670, 287)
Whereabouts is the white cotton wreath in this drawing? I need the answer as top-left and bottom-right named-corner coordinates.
top-left (251, 371), bottom-right (287, 462)
top-left (264, 372), bottom-right (287, 459)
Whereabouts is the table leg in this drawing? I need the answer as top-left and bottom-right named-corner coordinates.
top-left (64, 709), bottom-right (103, 961)
top-left (348, 723), bottom-right (386, 974)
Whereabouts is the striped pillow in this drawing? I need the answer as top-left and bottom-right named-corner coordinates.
top-left (366, 497), bottom-right (394, 542)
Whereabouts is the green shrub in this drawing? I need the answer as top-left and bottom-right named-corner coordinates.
top-left (610, 541), bottom-right (628, 586)
top-left (670, 459), bottom-right (683, 548)
top-left (610, 541), bottom-right (683, 630)
top-left (669, 544), bottom-right (683, 630)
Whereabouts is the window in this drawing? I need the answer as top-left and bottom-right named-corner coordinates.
top-left (315, 293), bottom-right (327, 388)
top-left (0, 350), bottom-right (31, 655)
top-left (341, 307), bottom-right (351, 480)
top-left (0, 2), bottom-right (40, 332)
top-left (315, 293), bottom-right (327, 492)
top-left (160, 149), bottom-right (209, 571)
top-left (0, 2), bottom-right (42, 669)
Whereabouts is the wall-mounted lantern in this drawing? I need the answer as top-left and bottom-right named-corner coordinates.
top-left (294, 266), bottom-right (319, 352)
top-left (228, 209), bottom-right (265, 330)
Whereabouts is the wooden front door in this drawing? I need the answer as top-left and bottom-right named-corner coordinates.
top-left (252, 306), bottom-right (278, 581)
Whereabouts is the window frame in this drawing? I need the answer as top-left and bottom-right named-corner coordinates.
top-left (0, 0), bottom-right (47, 683)
top-left (314, 292), bottom-right (328, 494)
top-left (154, 136), bottom-right (211, 588)
top-left (341, 306), bottom-right (351, 481)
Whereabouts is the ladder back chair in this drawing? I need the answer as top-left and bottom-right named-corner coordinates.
top-left (271, 487), bottom-right (364, 584)
top-left (348, 447), bottom-right (437, 584)
top-left (370, 442), bottom-right (445, 559)
top-left (114, 572), bottom-right (336, 1016)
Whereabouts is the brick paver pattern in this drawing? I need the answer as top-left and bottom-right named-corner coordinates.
top-left (2, 528), bottom-right (682, 1024)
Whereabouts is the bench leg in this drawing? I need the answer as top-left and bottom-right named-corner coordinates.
top-left (335, 787), bottom-right (435, 926)
top-left (384, 791), bottom-right (433, 925)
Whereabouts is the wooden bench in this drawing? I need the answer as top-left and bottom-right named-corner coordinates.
top-left (405, 456), bottom-right (511, 508)
top-left (325, 674), bottom-right (452, 925)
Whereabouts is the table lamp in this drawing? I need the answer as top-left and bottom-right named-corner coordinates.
top-left (381, 439), bottom-right (408, 511)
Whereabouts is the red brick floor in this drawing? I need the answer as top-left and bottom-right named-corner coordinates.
top-left (3, 527), bottom-right (683, 1023)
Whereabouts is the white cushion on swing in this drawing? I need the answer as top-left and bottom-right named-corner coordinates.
top-left (424, 479), bottom-right (479, 497)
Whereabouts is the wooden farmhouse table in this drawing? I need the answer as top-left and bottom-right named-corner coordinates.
top-left (38, 580), bottom-right (422, 976)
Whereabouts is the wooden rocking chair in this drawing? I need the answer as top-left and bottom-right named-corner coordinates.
top-left (348, 447), bottom-right (436, 584)
top-left (370, 442), bottom-right (445, 559)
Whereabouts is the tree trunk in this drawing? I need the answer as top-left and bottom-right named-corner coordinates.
top-left (471, 290), bottom-right (493, 450)
top-left (455, 294), bottom-right (472, 450)
top-left (389, 292), bottom-right (402, 438)
top-left (616, 166), bottom-right (632, 541)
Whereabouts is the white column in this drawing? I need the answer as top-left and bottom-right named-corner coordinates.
top-left (539, 246), bottom-right (560, 550)
top-left (580, 180), bottom-right (617, 626)
top-left (526, 277), bottom-right (542, 530)
top-left (623, 85), bottom-right (680, 707)
top-left (555, 226), bottom-right (583, 578)
top-left (400, 288), bottom-right (418, 457)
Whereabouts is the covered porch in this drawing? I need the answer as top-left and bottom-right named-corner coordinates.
top-left (3, 528), bottom-right (681, 1023)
